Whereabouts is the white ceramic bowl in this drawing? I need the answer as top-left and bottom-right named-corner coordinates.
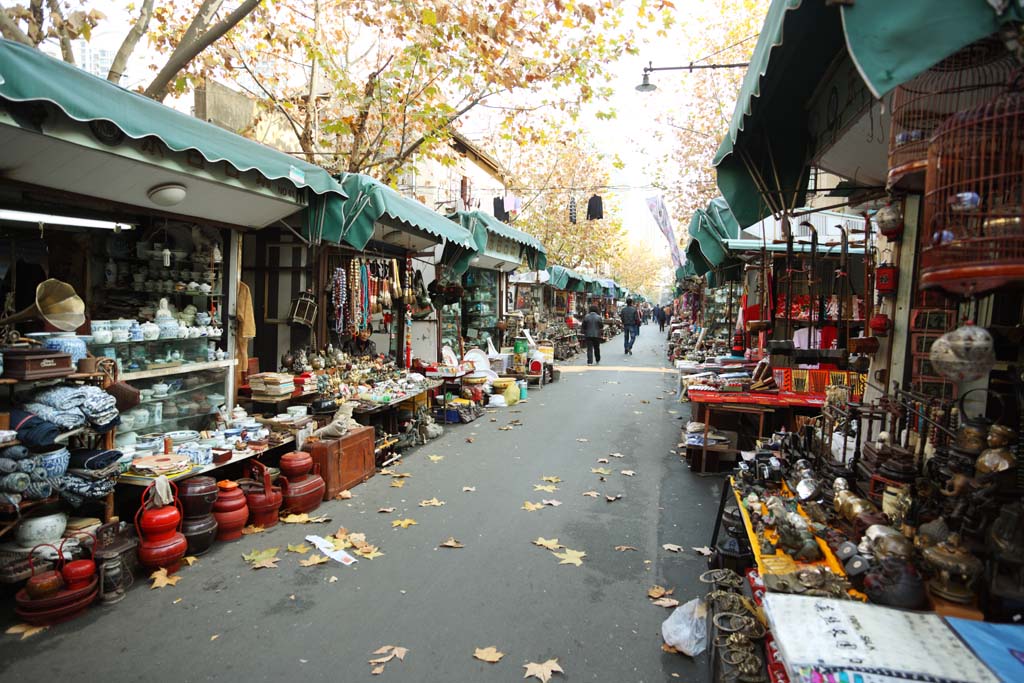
top-left (15, 512), bottom-right (68, 548)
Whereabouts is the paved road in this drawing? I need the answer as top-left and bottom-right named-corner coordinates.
top-left (1, 326), bottom-right (721, 682)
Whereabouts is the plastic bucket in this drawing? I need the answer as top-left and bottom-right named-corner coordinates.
top-left (513, 337), bottom-right (528, 354)
top-left (518, 380), bottom-right (528, 400)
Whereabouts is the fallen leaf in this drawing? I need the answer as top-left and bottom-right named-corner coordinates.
top-left (614, 545), bottom-right (638, 552)
top-left (490, 418), bottom-right (497, 422)
top-left (6, 623), bottom-right (48, 640)
top-left (150, 567), bottom-right (182, 589)
top-left (241, 524), bottom-right (265, 535)
top-left (465, 437), bottom-right (475, 443)
top-left (287, 543), bottom-right (311, 554)
top-left (336, 489), bottom-right (353, 500)
top-left (620, 469), bottom-right (636, 477)
top-left (542, 499), bottom-right (562, 507)
top-left (182, 556), bottom-right (198, 566)
top-left (641, 399), bottom-right (650, 404)
top-left (210, 634), bottom-right (220, 641)
top-left (523, 657), bottom-right (564, 682)
top-left (299, 554), bottom-right (329, 567)
top-left (652, 597), bottom-right (680, 608)
top-left (582, 491), bottom-right (599, 498)
top-left (533, 537), bottom-right (563, 550)
top-left (280, 513), bottom-right (330, 524)
top-left (462, 486), bottom-right (476, 492)
top-left (241, 547), bottom-right (280, 564)
top-left (390, 479), bottom-right (406, 488)
top-left (648, 585), bottom-right (668, 599)
top-left (418, 497), bottom-right (446, 507)
top-left (662, 643), bottom-right (680, 654)
top-left (609, 452), bottom-right (625, 458)
top-left (576, 438), bottom-right (589, 442)
top-left (591, 467), bottom-right (611, 475)
top-left (439, 537), bottom-right (464, 548)
top-left (521, 501), bottom-right (544, 512)
top-left (534, 484), bottom-right (558, 493)
top-left (552, 548), bottom-right (586, 567)
top-left (390, 472), bottom-right (412, 478)
top-left (606, 494), bottom-right (622, 502)
top-left (392, 647), bottom-right (408, 661)
top-left (428, 455), bottom-right (444, 462)
top-left (373, 645), bottom-right (396, 655)
top-left (473, 646), bottom-right (505, 663)
top-left (392, 518), bottom-right (418, 529)
top-left (668, 410), bottom-right (679, 415)
top-left (498, 425), bottom-right (514, 431)
top-left (172, 597), bottom-right (182, 604)
top-left (662, 543), bottom-right (684, 553)
top-left (692, 546), bottom-right (714, 556)
top-left (347, 532), bottom-right (366, 544)
top-left (378, 507), bottom-right (396, 513)
top-left (329, 576), bottom-right (339, 583)
top-left (371, 665), bottom-right (385, 675)
top-left (355, 547), bottom-right (384, 560)
top-left (251, 558), bottom-right (280, 570)
top-left (596, 458), bottom-right (609, 463)
top-left (541, 476), bottom-right (562, 483)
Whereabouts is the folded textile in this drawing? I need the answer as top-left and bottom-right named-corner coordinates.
top-left (31, 467), bottom-right (49, 482)
top-left (23, 480), bottom-right (51, 500)
top-left (1, 445), bottom-right (30, 460)
top-left (0, 457), bottom-right (16, 473)
top-left (22, 402), bottom-right (86, 430)
top-left (67, 462), bottom-right (120, 481)
top-left (0, 430), bottom-right (17, 443)
top-left (1, 472), bottom-right (30, 493)
top-left (28, 385), bottom-right (117, 428)
top-left (51, 474), bottom-right (116, 507)
top-left (10, 410), bottom-right (60, 449)
top-left (17, 459), bottom-right (35, 473)
top-left (68, 449), bottom-right (122, 471)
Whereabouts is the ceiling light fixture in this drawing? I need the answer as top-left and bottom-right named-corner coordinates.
top-left (0, 209), bottom-right (132, 231)
top-left (147, 183), bottom-right (188, 207)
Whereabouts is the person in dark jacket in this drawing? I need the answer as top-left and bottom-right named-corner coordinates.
top-left (655, 305), bottom-right (666, 332)
top-left (582, 305), bottom-right (604, 365)
top-left (620, 299), bottom-right (640, 355)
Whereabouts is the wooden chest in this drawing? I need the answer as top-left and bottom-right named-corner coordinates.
top-left (307, 425), bottom-right (375, 499)
top-left (2, 348), bottom-right (74, 380)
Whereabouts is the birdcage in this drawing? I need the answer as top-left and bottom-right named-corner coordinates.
top-left (888, 36), bottom-right (1016, 189)
top-left (921, 73), bottom-right (1024, 295)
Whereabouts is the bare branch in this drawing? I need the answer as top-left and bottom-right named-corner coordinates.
top-left (45, 0), bottom-right (74, 64)
top-left (143, 0), bottom-right (261, 102)
top-left (108, 0), bottom-right (155, 83)
top-left (0, 8), bottom-right (33, 45)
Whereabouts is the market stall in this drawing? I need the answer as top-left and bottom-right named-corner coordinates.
top-left (0, 38), bottom-right (351, 613)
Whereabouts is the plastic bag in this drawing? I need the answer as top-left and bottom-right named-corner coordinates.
top-left (661, 597), bottom-right (707, 656)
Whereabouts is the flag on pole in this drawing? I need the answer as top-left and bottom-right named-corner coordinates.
top-left (646, 195), bottom-right (684, 269)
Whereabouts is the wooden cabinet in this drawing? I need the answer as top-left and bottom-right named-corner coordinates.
top-left (307, 426), bottom-right (375, 500)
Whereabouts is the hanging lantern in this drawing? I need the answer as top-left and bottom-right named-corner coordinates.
top-left (876, 256), bottom-right (899, 295)
top-left (288, 290), bottom-right (318, 327)
top-left (876, 202), bottom-right (904, 240)
top-left (870, 312), bottom-right (893, 337)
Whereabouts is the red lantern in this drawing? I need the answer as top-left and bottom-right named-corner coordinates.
top-left (135, 482), bottom-right (188, 572)
top-left (870, 313), bottom-right (893, 337)
top-left (876, 263), bottom-right (899, 295)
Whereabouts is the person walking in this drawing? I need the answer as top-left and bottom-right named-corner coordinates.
top-left (620, 298), bottom-right (641, 355)
top-left (582, 304), bottom-right (604, 366)
top-left (656, 305), bottom-right (666, 332)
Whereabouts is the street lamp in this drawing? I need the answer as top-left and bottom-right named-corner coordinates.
top-left (635, 60), bottom-right (750, 93)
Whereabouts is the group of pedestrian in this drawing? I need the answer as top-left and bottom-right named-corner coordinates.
top-left (580, 298), bottom-right (675, 364)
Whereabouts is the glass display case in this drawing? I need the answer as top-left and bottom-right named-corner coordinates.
top-left (462, 267), bottom-right (498, 350)
top-left (440, 302), bottom-right (462, 353)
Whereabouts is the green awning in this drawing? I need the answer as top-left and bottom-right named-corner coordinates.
top-left (0, 39), bottom-right (346, 200)
top-left (440, 211), bottom-right (490, 282)
top-left (841, 1), bottom-right (1024, 99)
top-left (546, 265), bottom-right (591, 292)
top-left (685, 197), bottom-right (741, 276)
top-left (546, 265), bottom-right (572, 290)
top-left (330, 173), bottom-right (475, 251)
top-left (715, 0), bottom-right (1023, 228)
top-left (451, 211), bottom-right (547, 271)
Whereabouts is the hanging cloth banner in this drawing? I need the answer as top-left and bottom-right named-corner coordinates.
top-left (646, 195), bottom-right (684, 269)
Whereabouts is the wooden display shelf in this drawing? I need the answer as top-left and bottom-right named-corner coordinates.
top-left (118, 437), bottom-right (294, 486)
top-left (120, 358), bottom-right (236, 381)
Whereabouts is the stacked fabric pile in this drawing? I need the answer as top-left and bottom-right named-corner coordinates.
top-left (249, 372), bottom-right (296, 400)
top-left (0, 444), bottom-right (54, 505)
top-left (21, 385), bottom-right (119, 432)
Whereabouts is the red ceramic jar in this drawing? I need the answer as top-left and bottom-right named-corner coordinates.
top-left (280, 470), bottom-right (326, 515)
top-left (181, 514), bottom-right (218, 556)
top-left (279, 451), bottom-right (313, 481)
top-left (178, 476), bottom-right (219, 518)
top-left (62, 559), bottom-right (96, 591)
top-left (137, 504), bottom-right (181, 542)
top-left (137, 533), bottom-right (188, 572)
top-left (213, 480), bottom-right (249, 541)
top-left (244, 462), bottom-right (282, 528)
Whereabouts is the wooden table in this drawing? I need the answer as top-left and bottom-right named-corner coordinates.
top-left (117, 437), bottom-right (295, 486)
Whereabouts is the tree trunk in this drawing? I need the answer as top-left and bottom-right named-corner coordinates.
top-left (143, 0), bottom-right (261, 102)
top-left (45, 0), bottom-right (75, 64)
top-left (107, 0), bottom-right (155, 83)
top-left (299, 0), bottom-right (322, 164)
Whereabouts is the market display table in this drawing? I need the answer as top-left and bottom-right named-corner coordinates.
top-left (117, 437), bottom-right (295, 486)
top-left (688, 389), bottom-right (825, 409)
